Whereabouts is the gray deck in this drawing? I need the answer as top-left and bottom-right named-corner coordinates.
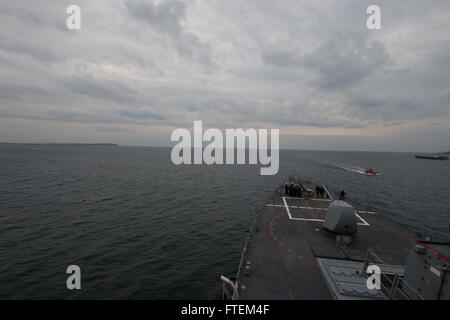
top-left (237, 180), bottom-right (417, 300)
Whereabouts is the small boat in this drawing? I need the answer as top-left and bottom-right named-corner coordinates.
top-left (364, 168), bottom-right (376, 175)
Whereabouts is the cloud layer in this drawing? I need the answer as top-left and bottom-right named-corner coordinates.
top-left (0, 0), bottom-right (449, 151)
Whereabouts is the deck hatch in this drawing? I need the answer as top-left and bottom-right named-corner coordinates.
top-left (317, 258), bottom-right (384, 299)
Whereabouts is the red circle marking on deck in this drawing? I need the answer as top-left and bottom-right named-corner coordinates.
top-left (369, 219), bottom-right (450, 263)
top-left (269, 213), bottom-right (318, 265)
top-left (270, 213), bottom-right (449, 266)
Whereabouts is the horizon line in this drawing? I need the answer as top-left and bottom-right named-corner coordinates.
top-left (1, 142), bottom-right (448, 154)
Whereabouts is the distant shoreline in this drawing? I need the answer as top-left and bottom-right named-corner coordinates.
top-left (0, 143), bottom-right (448, 154)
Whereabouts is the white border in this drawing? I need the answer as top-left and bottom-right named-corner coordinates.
top-left (279, 196), bottom-right (371, 226)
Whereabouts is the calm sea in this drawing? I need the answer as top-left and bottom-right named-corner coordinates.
top-left (0, 145), bottom-right (449, 299)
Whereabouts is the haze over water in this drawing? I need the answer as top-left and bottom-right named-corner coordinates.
top-left (0, 145), bottom-right (449, 299)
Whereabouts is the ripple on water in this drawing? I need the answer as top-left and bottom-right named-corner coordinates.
top-left (0, 146), bottom-right (449, 298)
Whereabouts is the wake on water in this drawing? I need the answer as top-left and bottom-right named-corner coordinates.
top-left (334, 163), bottom-right (381, 176)
top-left (314, 159), bottom-right (381, 175)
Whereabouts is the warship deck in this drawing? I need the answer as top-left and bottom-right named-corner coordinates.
top-left (237, 179), bottom-right (418, 300)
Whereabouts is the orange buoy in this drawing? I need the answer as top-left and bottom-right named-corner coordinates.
top-left (365, 168), bottom-right (375, 175)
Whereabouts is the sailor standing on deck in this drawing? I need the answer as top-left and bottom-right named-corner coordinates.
top-left (294, 184), bottom-right (300, 197)
top-left (319, 186), bottom-right (325, 198)
top-left (284, 182), bottom-right (289, 195)
top-left (315, 185), bottom-right (321, 198)
top-left (339, 190), bottom-right (346, 201)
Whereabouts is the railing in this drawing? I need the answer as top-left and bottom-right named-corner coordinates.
top-left (236, 218), bottom-right (256, 282)
top-left (362, 248), bottom-right (424, 300)
top-left (321, 184), bottom-right (333, 201)
top-left (363, 248), bottom-right (386, 268)
top-left (391, 276), bottom-right (424, 300)
top-left (221, 215), bottom-right (257, 300)
top-left (220, 275), bottom-right (239, 300)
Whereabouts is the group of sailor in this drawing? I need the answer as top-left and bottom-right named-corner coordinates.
top-left (284, 182), bottom-right (303, 196)
top-left (315, 185), bottom-right (326, 198)
top-left (285, 181), bottom-right (337, 200)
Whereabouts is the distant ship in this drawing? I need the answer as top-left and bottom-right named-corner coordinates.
top-left (415, 153), bottom-right (449, 160)
top-left (221, 176), bottom-right (449, 300)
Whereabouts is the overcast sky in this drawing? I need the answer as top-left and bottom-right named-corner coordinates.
top-left (0, 1), bottom-right (449, 151)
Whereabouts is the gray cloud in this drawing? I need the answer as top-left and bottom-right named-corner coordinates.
top-left (302, 35), bottom-right (390, 90)
top-left (0, 0), bottom-right (449, 151)
top-left (60, 76), bottom-right (138, 106)
top-left (126, 0), bottom-right (214, 67)
top-left (0, 35), bottom-right (60, 63)
top-left (263, 34), bottom-right (390, 91)
top-left (126, 0), bottom-right (185, 36)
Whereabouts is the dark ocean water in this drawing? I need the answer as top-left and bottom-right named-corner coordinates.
top-left (0, 145), bottom-right (449, 299)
